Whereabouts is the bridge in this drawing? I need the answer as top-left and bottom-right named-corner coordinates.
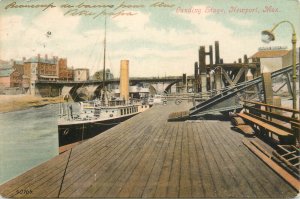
top-left (33, 76), bottom-right (194, 100)
top-left (35, 76), bottom-right (193, 86)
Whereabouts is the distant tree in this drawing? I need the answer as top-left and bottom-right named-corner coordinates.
top-left (92, 70), bottom-right (104, 80)
top-left (92, 69), bottom-right (114, 80)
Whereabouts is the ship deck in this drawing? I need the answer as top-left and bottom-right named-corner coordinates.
top-left (0, 101), bottom-right (297, 198)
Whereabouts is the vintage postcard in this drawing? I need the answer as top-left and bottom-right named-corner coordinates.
top-left (0, 0), bottom-right (299, 198)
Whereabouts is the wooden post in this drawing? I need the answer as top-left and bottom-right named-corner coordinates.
top-left (273, 96), bottom-right (282, 115)
top-left (209, 70), bottom-right (214, 96)
top-left (243, 55), bottom-right (248, 64)
top-left (244, 55), bottom-right (249, 82)
top-left (182, 73), bottom-right (187, 92)
top-left (199, 46), bottom-right (207, 93)
top-left (194, 62), bottom-right (198, 79)
top-left (215, 41), bottom-right (220, 64)
top-left (194, 62), bottom-right (199, 93)
top-left (208, 45), bottom-right (213, 91)
top-left (262, 72), bottom-right (273, 121)
top-left (209, 45), bottom-right (213, 69)
top-left (199, 46), bottom-right (206, 73)
top-left (262, 72), bottom-right (273, 105)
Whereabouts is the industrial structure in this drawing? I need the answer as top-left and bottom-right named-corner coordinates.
top-left (164, 41), bottom-right (299, 120)
top-left (193, 41), bottom-right (260, 94)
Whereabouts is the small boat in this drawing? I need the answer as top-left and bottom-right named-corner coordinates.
top-left (149, 94), bottom-right (163, 105)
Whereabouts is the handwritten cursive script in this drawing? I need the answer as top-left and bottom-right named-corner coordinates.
top-left (64, 9), bottom-right (137, 19)
top-left (3, 1), bottom-right (176, 19)
top-left (5, 2), bottom-right (56, 11)
top-left (114, 1), bottom-right (144, 10)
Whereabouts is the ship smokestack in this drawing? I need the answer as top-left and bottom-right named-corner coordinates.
top-left (120, 60), bottom-right (129, 101)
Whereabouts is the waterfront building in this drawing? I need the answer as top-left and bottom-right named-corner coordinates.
top-left (58, 58), bottom-right (73, 81)
top-left (24, 54), bottom-right (59, 81)
top-left (12, 58), bottom-right (29, 88)
top-left (73, 68), bottom-right (89, 81)
top-left (24, 54), bottom-right (59, 95)
top-left (250, 48), bottom-right (299, 73)
top-left (11, 58), bottom-right (25, 74)
top-left (0, 59), bottom-right (24, 88)
top-left (0, 65), bottom-right (22, 87)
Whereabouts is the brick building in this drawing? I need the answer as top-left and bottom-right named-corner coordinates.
top-left (24, 54), bottom-right (59, 81)
top-left (0, 64), bottom-right (23, 87)
top-left (58, 58), bottom-right (73, 81)
top-left (12, 58), bottom-right (28, 88)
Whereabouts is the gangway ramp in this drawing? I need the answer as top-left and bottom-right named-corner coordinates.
top-left (169, 64), bottom-right (298, 121)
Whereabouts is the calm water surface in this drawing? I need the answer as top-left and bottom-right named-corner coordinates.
top-left (0, 104), bottom-right (60, 184)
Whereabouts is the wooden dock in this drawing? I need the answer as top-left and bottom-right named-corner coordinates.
top-left (0, 102), bottom-right (297, 198)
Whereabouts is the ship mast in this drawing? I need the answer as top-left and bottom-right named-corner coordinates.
top-left (102, 16), bottom-right (107, 104)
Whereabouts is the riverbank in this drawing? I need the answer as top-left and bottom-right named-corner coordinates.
top-left (0, 95), bottom-right (64, 113)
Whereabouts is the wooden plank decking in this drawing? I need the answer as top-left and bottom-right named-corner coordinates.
top-left (0, 102), bottom-right (297, 198)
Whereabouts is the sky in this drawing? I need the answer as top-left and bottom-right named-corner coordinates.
top-left (0, 0), bottom-right (299, 77)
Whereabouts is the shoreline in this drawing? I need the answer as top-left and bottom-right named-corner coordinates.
top-left (0, 95), bottom-right (64, 113)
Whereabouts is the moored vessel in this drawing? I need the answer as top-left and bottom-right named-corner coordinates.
top-left (57, 18), bottom-right (150, 153)
top-left (58, 100), bottom-right (149, 153)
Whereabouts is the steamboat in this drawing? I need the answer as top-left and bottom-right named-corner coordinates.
top-left (57, 18), bottom-right (150, 153)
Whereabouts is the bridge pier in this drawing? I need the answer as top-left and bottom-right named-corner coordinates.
top-left (35, 84), bottom-right (62, 97)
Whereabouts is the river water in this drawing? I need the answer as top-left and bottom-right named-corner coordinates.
top-left (0, 104), bottom-right (60, 185)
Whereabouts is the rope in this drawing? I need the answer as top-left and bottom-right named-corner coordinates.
top-left (57, 148), bottom-right (72, 197)
top-left (70, 20), bottom-right (104, 100)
